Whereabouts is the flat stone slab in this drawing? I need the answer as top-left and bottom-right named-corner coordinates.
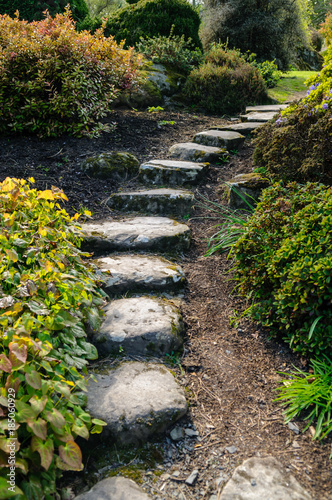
top-left (240, 112), bottom-right (277, 122)
top-left (193, 130), bottom-right (245, 150)
top-left (75, 477), bottom-right (151, 500)
top-left (95, 254), bottom-right (185, 294)
top-left (87, 361), bottom-right (187, 444)
top-left (106, 188), bottom-right (194, 216)
top-left (92, 296), bottom-right (184, 357)
top-left (246, 104), bottom-right (288, 113)
top-left (210, 122), bottom-right (263, 135)
top-left (82, 217), bottom-right (191, 254)
top-left (139, 159), bottom-right (208, 186)
top-left (227, 173), bottom-right (270, 209)
top-left (169, 142), bottom-right (228, 163)
top-left (220, 456), bottom-right (312, 500)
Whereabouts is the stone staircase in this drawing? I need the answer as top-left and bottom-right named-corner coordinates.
top-left (75, 105), bottom-right (313, 500)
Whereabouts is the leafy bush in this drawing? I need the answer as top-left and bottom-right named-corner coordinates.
top-left (310, 28), bottom-right (324, 51)
top-left (78, 0), bottom-right (202, 50)
top-left (0, 177), bottom-right (107, 498)
top-left (136, 27), bottom-right (202, 75)
top-left (253, 48), bottom-right (332, 184)
top-left (233, 181), bottom-right (332, 358)
top-left (320, 11), bottom-right (332, 45)
top-left (0, 0), bottom-right (89, 22)
top-left (243, 53), bottom-right (282, 88)
top-left (183, 45), bottom-right (267, 114)
top-left (0, 9), bottom-right (142, 138)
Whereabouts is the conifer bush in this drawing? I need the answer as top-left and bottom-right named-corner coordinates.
top-left (0, 177), bottom-right (107, 498)
top-left (183, 45), bottom-right (267, 114)
top-left (253, 47), bottom-right (332, 184)
top-left (0, 0), bottom-right (89, 22)
top-left (0, 9), bottom-right (142, 138)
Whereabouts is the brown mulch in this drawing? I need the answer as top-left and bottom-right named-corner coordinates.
top-left (1, 107), bottom-right (332, 500)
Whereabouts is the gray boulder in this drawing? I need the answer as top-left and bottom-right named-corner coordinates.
top-left (75, 476), bottom-right (151, 500)
top-left (81, 152), bottom-right (139, 181)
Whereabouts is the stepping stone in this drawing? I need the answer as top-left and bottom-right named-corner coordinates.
top-left (75, 476), bottom-right (151, 500)
top-left (169, 142), bottom-right (228, 163)
top-left (193, 130), bottom-right (245, 150)
top-left (106, 188), bottom-right (194, 216)
top-left (240, 112), bottom-right (277, 123)
top-left (95, 254), bottom-right (185, 294)
top-left (92, 296), bottom-right (184, 357)
top-left (246, 104), bottom-right (288, 113)
top-left (87, 361), bottom-right (187, 444)
top-left (139, 159), bottom-right (208, 186)
top-left (226, 173), bottom-right (270, 209)
top-left (80, 151), bottom-right (139, 181)
top-left (82, 217), bottom-right (191, 254)
top-left (210, 122), bottom-right (263, 136)
top-left (220, 456), bottom-right (312, 500)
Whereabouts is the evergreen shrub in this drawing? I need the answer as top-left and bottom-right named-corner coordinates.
top-left (183, 45), bottom-right (267, 114)
top-left (253, 46), bottom-right (332, 184)
top-left (0, 177), bottom-right (107, 498)
top-left (233, 182), bottom-right (332, 358)
top-left (0, 0), bottom-right (89, 22)
top-left (0, 9), bottom-right (142, 138)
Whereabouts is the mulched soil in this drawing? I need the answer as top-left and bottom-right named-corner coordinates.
top-left (2, 107), bottom-right (332, 500)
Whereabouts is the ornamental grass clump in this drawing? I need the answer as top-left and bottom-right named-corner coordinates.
top-left (0, 177), bottom-right (107, 498)
top-left (233, 182), bottom-right (332, 358)
top-left (0, 8), bottom-right (142, 138)
top-left (253, 45), bottom-right (332, 184)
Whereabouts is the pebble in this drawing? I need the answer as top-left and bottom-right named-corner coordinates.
top-left (170, 427), bottom-right (185, 441)
top-left (288, 422), bottom-right (300, 434)
top-left (185, 469), bottom-right (199, 485)
top-left (184, 428), bottom-right (199, 437)
top-left (225, 445), bottom-right (237, 454)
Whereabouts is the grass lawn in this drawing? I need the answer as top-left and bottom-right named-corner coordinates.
top-left (268, 70), bottom-right (318, 102)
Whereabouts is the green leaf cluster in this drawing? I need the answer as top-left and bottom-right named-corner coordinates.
top-left (0, 177), bottom-right (107, 498)
top-left (233, 181), bottom-right (332, 358)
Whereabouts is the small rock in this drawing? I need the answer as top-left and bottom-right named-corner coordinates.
top-left (184, 428), bottom-right (199, 437)
top-left (216, 473), bottom-right (229, 487)
top-left (170, 427), bottom-right (185, 441)
top-left (185, 470), bottom-right (199, 486)
top-left (251, 479), bottom-right (257, 486)
top-left (172, 470), bottom-right (181, 477)
top-left (288, 422), bottom-right (300, 434)
top-left (225, 445), bottom-right (237, 454)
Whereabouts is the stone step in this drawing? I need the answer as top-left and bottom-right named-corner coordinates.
top-left (246, 104), bottom-right (288, 113)
top-left (106, 188), bottom-right (194, 216)
top-left (87, 361), bottom-right (187, 445)
top-left (193, 130), bottom-right (245, 150)
top-left (95, 254), bottom-right (185, 295)
top-left (240, 111), bottom-right (277, 123)
top-left (139, 159), bottom-right (208, 186)
top-left (169, 142), bottom-right (228, 163)
top-left (92, 296), bottom-right (184, 357)
top-left (75, 477), bottom-right (151, 500)
top-left (220, 456), bottom-right (312, 500)
top-left (82, 217), bottom-right (191, 254)
top-left (226, 173), bottom-right (270, 209)
top-left (210, 122), bottom-right (263, 136)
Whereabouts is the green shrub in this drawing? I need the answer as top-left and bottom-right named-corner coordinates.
top-left (253, 47), bottom-right (332, 184)
top-left (0, 177), bottom-right (107, 497)
top-left (0, 0), bottom-right (89, 22)
top-left (0, 9), bottom-right (142, 138)
top-left (79, 0), bottom-right (202, 49)
top-left (310, 28), bottom-right (324, 52)
top-left (183, 46), bottom-right (267, 114)
top-left (243, 53), bottom-right (282, 88)
top-left (233, 181), bottom-right (332, 358)
top-left (136, 27), bottom-right (202, 75)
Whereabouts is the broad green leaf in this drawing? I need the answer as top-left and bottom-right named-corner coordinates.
top-left (46, 408), bottom-right (66, 429)
top-left (26, 301), bottom-right (50, 316)
top-left (72, 419), bottom-right (89, 440)
top-left (0, 477), bottom-right (23, 499)
top-left (21, 476), bottom-right (44, 500)
top-left (15, 401), bottom-right (38, 423)
top-left (77, 340), bottom-right (98, 360)
top-left (91, 418), bottom-right (107, 426)
top-left (0, 354), bottom-right (12, 374)
top-left (4, 248), bottom-right (19, 263)
top-left (31, 436), bottom-right (54, 470)
top-left (25, 370), bottom-right (42, 390)
top-left (12, 238), bottom-right (29, 248)
top-left (9, 342), bottom-right (27, 363)
top-left (15, 457), bottom-right (29, 474)
top-left (0, 296), bottom-right (15, 309)
top-left (29, 395), bottom-right (48, 415)
top-left (54, 310), bottom-right (78, 329)
top-left (58, 440), bottom-right (83, 470)
top-left (27, 418), bottom-right (47, 440)
top-left (53, 382), bottom-right (71, 398)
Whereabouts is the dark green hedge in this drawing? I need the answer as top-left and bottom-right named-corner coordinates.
top-left (0, 0), bottom-right (88, 22)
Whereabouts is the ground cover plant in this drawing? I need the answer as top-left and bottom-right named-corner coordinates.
top-left (0, 8), bottom-right (142, 138)
top-left (0, 177), bottom-right (107, 498)
top-left (183, 44), bottom-right (268, 114)
top-left (253, 45), bottom-right (332, 184)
